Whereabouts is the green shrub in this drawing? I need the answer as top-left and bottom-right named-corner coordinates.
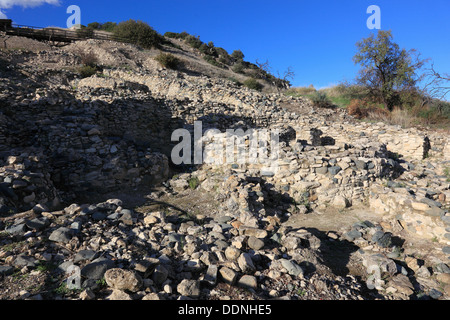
top-left (199, 43), bottom-right (210, 55)
top-left (321, 83), bottom-right (369, 102)
top-left (232, 63), bottom-right (246, 74)
top-left (218, 56), bottom-right (230, 65)
top-left (231, 50), bottom-right (244, 61)
top-left (113, 19), bottom-right (163, 49)
top-left (100, 22), bottom-right (117, 32)
top-left (185, 35), bottom-right (203, 49)
top-left (87, 22), bottom-right (101, 30)
top-left (243, 78), bottom-right (263, 91)
top-left (178, 31), bottom-right (190, 39)
top-left (86, 21), bottom-right (117, 32)
top-left (84, 21), bottom-right (117, 32)
top-left (310, 92), bottom-right (334, 108)
top-left (215, 47), bottom-right (230, 62)
top-left (429, 100), bottom-right (450, 118)
top-left (203, 55), bottom-right (225, 69)
top-left (188, 177), bottom-right (200, 190)
top-left (215, 47), bottom-right (229, 56)
top-left (154, 53), bottom-right (181, 70)
top-left (206, 42), bottom-right (218, 57)
top-left (164, 31), bottom-right (191, 40)
top-left (164, 32), bottom-right (179, 39)
top-left (78, 65), bottom-right (97, 78)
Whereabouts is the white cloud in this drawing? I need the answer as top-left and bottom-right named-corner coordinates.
top-left (0, 0), bottom-right (60, 9)
top-left (0, 9), bottom-right (7, 19)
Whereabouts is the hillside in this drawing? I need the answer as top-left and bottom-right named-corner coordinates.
top-left (0, 32), bottom-right (449, 301)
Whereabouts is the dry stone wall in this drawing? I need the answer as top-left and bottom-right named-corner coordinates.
top-left (0, 86), bottom-right (173, 212)
top-left (77, 71), bottom-right (450, 163)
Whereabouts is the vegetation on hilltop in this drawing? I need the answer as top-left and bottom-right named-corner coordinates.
top-left (113, 20), bottom-right (165, 49)
top-left (86, 21), bottom-right (118, 32)
top-left (163, 31), bottom-right (293, 91)
top-left (78, 20), bottom-right (165, 49)
top-left (77, 20), bottom-right (292, 91)
top-left (353, 30), bottom-right (427, 112)
top-left (286, 82), bottom-right (449, 129)
top-left (286, 30), bottom-right (450, 129)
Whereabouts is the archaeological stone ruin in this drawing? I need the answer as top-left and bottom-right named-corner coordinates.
top-left (0, 35), bottom-right (449, 301)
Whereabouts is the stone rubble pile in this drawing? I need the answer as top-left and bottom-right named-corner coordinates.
top-left (0, 199), bottom-right (417, 299)
top-left (1, 196), bottom-right (449, 300)
top-left (0, 153), bottom-right (60, 215)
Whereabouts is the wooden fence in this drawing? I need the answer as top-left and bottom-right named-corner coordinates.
top-left (3, 24), bottom-right (127, 44)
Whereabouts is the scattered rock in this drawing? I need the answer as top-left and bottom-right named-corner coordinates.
top-left (81, 258), bottom-right (114, 280)
top-left (388, 274), bottom-right (414, 296)
top-left (344, 229), bottom-right (362, 241)
top-left (238, 253), bottom-right (256, 273)
top-left (48, 227), bottom-right (72, 244)
top-left (74, 250), bottom-right (97, 263)
top-left (238, 275), bottom-right (258, 290)
top-left (225, 246), bottom-right (241, 261)
top-left (0, 266), bottom-right (14, 276)
top-left (247, 236), bottom-right (265, 250)
top-left (104, 269), bottom-right (142, 292)
top-left (333, 195), bottom-right (349, 209)
top-left (177, 279), bottom-right (201, 298)
top-left (376, 232), bottom-right (393, 248)
top-left (239, 227), bottom-right (268, 239)
top-left (280, 259), bottom-right (304, 277)
top-left (106, 289), bottom-right (133, 301)
top-left (203, 265), bottom-right (218, 287)
top-left (405, 257), bottom-right (421, 273)
top-left (13, 254), bottom-right (37, 268)
top-left (152, 264), bottom-right (169, 285)
top-left (436, 273), bottom-right (450, 285)
top-left (219, 267), bottom-right (238, 285)
top-left (79, 289), bottom-right (96, 300)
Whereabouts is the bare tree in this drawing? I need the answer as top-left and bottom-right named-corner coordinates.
top-left (274, 66), bottom-right (295, 92)
top-left (255, 59), bottom-right (294, 91)
top-left (255, 59), bottom-right (271, 80)
top-left (423, 63), bottom-right (450, 101)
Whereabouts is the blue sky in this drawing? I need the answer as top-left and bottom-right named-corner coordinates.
top-left (1, 0), bottom-right (449, 88)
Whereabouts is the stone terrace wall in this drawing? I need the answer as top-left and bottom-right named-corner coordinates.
top-left (291, 119), bottom-right (449, 162)
top-left (78, 71), bottom-right (449, 163)
top-left (0, 88), bottom-right (173, 211)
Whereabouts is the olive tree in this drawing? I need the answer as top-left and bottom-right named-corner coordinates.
top-left (353, 30), bottom-right (426, 111)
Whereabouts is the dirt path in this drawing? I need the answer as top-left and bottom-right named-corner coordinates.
top-left (285, 206), bottom-right (382, 233)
